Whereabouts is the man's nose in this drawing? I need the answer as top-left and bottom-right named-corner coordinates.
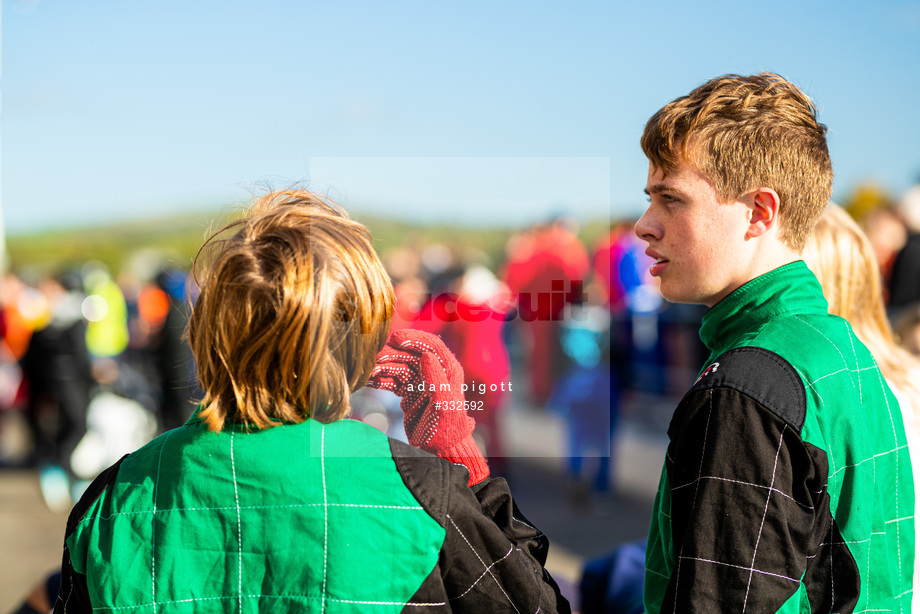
top-left (634, 209), bottom-right (659, 241)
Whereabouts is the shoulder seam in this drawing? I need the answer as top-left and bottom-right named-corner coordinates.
top-left (690, 346), bottom-right (807, 432)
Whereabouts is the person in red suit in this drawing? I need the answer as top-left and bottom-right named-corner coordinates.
top-left (503, 218), bottom-right (590, 405)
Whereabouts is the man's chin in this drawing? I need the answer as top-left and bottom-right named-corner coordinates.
top-left (660, 285), bottom-right (705, 306)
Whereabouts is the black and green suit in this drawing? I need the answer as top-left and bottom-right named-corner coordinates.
top-left (644, 261), bottom-right (915, 613)
top-left (55, 412), bottom-right (570, 613)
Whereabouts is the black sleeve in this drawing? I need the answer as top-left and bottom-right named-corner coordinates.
top-left (662, 386), bottom-right (817, 612)
top-left (471, 476), bottom-right (571, 612)
top-left (53, 456), bottom-right (127, 614)
top-left (659, 347), bottom-right (853, 613)
top-left (392, 441), bottom-right (572, 614)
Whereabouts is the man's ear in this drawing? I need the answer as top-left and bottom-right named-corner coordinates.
top-left (746, 188), bottom-right (781, 239)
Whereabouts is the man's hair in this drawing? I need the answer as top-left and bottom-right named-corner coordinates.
top-left (641, 72), bottom-right (833, 251)
top-left (188, 190), bottom-right (394, 432)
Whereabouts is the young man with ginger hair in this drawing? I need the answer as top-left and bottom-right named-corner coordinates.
top-left (636, 73), bottom-right (914, 612)
top-left (53, 191), bottom-right (571, 613)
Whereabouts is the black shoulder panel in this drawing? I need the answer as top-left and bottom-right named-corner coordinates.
top-left (65, 454), bottom-right (128, 537)
top-left (688, 346), bottom-right (807, 433)
top-left (389, 438), bottom-right (450, 528)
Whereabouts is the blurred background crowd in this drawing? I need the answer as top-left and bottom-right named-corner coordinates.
top-left (0, 261), bottom-right (198, 510)
top-left (0, 203), bottom-right (698, 510)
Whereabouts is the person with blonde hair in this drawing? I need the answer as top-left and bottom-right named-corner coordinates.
top-left (53, 190), bottom-right (571, 613)
top-left (636, 73), bottom-right (914, 613)
top-left (802, 203), bottom-right (920, 413)
top-left (803, 203), bottom-right (920, 608)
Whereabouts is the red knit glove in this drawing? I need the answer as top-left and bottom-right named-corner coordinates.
top-left (367, 329), bottom-right (489, 485)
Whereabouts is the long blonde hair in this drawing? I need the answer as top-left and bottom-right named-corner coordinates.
top-left (802, 204), bottom-right (920, 398)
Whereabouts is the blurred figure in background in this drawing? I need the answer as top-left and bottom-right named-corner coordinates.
top-left (0, 273), bottom-right (31, 466)
top-left (591, 221), bottom-right (631, 311)
top-left (384, 243), bottom-right (428, 331)
top-left (578, 539), bottom-right (646, 614)
top-left (150, 267), bottom-right (198, 431)
top-left (547, 279), bottom-right (614, 505)
top-left (802, 203), bottom-right (920, 606)
top-left (861, 205), bottom-right (907, 296)
top-left (590, 221), bottom-right (669, 394)
top-left (503, 216), bottom-right (589, 405)
top-left (1, 273), bottom-right (35, 366)
top-left (887, 185), bottom-right (920, 314)
top-left (894, 303), bottom-right (920, 357)
top-left (18, 271), bottom-right (93, 511)
top-left (81, 262), bottom-right (129, 365)
top-left (591, 222), bottom-right (631, 385)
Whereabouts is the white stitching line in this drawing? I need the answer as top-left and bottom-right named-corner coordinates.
top-left (827, 445), bottom-right (908, 479)
top-left (868, 455), bottom-right (877, 606)
top-left (845, 325), bottom-right (863, 402)
top-left (320, 424), bottom-right (328, 614)
top-left (64, 567), bottom-right (74, 613)
top-left (230, 431), bottom-right (242, 612)
top-left (90, 595), bottom-right (450, 611)
top-left (875, 368), bottom-right (903, 580)
top-left (885, 515), bottom-right (915, 524)
top-left (795, 317), bottom-right (855, 384)
top-left (742, 424), bottom-right (786, 614)
top-left (328, 599), bottom-right (446, 606)
top-left (793, 364), bottom-right (825, 406)
top-left (511, 517), bottom-right (545, 540)
top-left (447, 514), bottom-right (522, 614)
top-left (670, 475), bottom-right (815, 510)
top-left (449, 545), bottom-right (515, 600)
top-left (803, 367), bottom-right (849, 389)
top-left (804, 537), bottom-right (872, 560)
top-left (677, 556), bottom-right (800, 583)
top-left (674, 389), bottom-right (714, 611)
top-left (77, 502), bottom-right (427, 523)
top-left (151, 430), bottom-right (174, 613)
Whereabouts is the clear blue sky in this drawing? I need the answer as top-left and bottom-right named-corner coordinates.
top-left (3, 0), bottom-right (920, 233)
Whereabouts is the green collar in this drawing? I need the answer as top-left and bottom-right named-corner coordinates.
top-left (699, 260), bottom-right (829, 358)
top-left (183, 404), bottom-right (304, 432)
